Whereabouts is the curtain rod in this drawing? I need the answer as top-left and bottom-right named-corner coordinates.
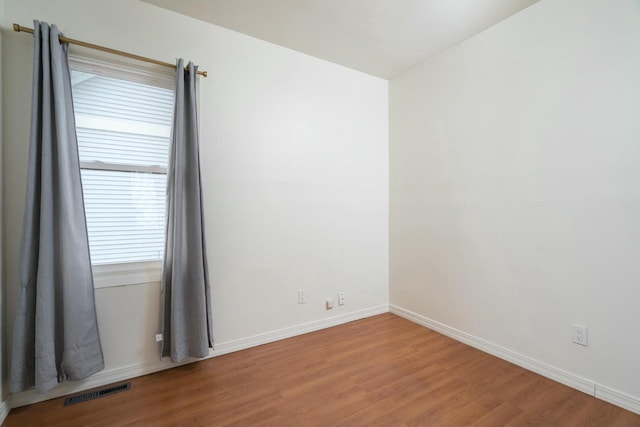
top-left (13, 23), bottom-right (208, 78)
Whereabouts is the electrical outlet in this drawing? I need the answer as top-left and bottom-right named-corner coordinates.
top-left (298, 289), bottom-right (307, 304)
top-left (155, 334), bottom-right (163, 342)
top-left (572, 324), bottom-right (588, 346)
top-left (326, 298), bottom-right (334, 310)
top-left (338, 291), bottom-right (345, 306)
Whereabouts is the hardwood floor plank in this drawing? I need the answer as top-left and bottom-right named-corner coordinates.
top-left (390, 376), bottom-right (472, 424)
top-left (469, 401), bottom-right (524, 426)
top-left (437, 393), bottom-right (506, 426)
top-left (3, 313), bottom-right (639, 426)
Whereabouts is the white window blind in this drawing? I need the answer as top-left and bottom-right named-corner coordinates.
top-left (71, 69), bottom-right (174, 266)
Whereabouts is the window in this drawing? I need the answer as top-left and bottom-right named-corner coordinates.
top-left (70, 58), bottom-right (174, 287)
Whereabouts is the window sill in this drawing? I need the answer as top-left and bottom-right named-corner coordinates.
top-left (93, 261), bottom-right (162, 288)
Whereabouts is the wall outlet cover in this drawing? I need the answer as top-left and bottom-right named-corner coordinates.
top-left (298, 289), bottom-right (307, 304)
top-left (572, 324), bottom-right (588, 347)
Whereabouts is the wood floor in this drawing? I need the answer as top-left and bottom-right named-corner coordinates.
top-left (4, 313), bottom-right (640, 426)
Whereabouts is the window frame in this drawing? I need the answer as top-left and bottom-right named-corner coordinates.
top-left (69, 55), bottom-right (174, 288)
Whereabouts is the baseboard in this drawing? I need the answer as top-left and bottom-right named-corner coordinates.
top-left (390, 304), bottom-right (640, 415)
top-left (9, 304), bottom-right (389, 409)
top-left (0, 400), bottom-right (11, 425)
top-left (596, 384), bottom-right (640, 415)
top-left (8, 357), bottom-right (181, 408)
top-left (211, 304), bottom-right (389, 357)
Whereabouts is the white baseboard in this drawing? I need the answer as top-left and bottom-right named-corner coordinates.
top-left (390, 304), bottom-right (640, 416)
top-left (0, 400), bottom-right (11, 425)
top-left (8, 355), bottom-right (180, 408)
top-left (596, 384), bottom-right (640, 415)
top-left (9, 304), bottom-right (389, 409)
top-left (212, 304), bottom-right (389, 357)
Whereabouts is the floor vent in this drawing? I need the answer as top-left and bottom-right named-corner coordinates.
top-left (64, 382), bottom-right (131, 406)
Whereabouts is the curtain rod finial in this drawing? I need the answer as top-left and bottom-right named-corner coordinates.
top-left (13, 23), bottom-right (21, 32)
top-left (202, 71), bottom-right (208, 78)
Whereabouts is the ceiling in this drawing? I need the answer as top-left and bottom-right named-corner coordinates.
top-left (142, 0), bottom-right (540, 79)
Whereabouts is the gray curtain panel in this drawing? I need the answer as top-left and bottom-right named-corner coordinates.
top-left (10, 21), bottom-right (104, 394)
top-left (161, 59), bottom-right (214, 362)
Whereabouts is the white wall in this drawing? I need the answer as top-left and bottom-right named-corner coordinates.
top-left (1, 0), bottom-right (388, 404)
top-left (390, 0), bottom-right (640, 408)
top-left (0, 0), bottom-right (8, 419)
